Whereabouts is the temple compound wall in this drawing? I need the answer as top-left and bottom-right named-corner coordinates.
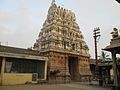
top-left (34, 1), bottom-right (91, 83)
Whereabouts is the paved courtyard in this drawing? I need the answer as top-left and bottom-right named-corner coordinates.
top-left (0, 82), bottom-right (111, 90)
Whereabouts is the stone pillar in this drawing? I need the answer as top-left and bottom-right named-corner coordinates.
top-left (65, 55), bottom-right (69, 73)
top-left (1, 57), bottom-right (6, 85)
top-left (1, 57), bottom-right (5, 74)
top-left (64, 55), bottom-right (70, 83)
top-left (112, 51), bottom-right (119, 86)
top-left (44, 60), bottom-right (48, 80)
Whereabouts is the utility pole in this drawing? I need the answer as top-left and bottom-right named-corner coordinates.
top-left (93, 27), bottom-right (100, 79)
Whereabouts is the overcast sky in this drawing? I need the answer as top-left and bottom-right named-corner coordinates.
top-left (0, 0), bottom-right (120, 58)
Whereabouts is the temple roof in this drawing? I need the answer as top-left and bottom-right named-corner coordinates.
top-left (103, 37), bottom-right (120, 54)
top-left (0, 45), bottom-right (40, 56)
top-left (103, 45), bottom-right (120, 54)
top-left (0, 45), bottom-right (49, 61)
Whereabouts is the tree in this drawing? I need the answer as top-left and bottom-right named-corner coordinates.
top-left (99, 51), bottom-right (111, 63)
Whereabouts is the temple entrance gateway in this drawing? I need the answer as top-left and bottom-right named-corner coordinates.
top-left (33, 0), bottom-right (91, 82)
top-left (68, 56), bottom-right (79, 81)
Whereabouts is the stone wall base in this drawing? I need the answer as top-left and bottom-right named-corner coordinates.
top-left (48, 76), bottom-right (71, 84)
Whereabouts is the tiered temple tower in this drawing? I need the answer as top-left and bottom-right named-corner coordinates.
top-left (34, 1), bottom-right (91, 82)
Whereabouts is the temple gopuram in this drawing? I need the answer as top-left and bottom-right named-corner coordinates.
top-left (34, 0), bottom-right (91, 83)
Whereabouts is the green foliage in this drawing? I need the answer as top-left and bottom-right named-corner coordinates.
top-left (99, 51), bottom-right (111, 63)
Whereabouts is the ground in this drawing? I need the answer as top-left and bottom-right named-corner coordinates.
top-left (0, 82), bottom-right (111, 90)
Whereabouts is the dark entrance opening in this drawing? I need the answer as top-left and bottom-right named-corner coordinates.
top-left (68, 56), bottom-right (79, 81)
